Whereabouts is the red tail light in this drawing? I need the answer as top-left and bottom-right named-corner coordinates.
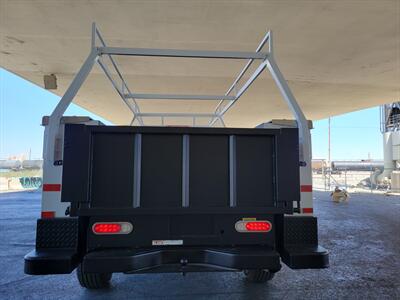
top-left (245, 221), bottom-right (271, 231)
top-left (235, 220), bottom-right (272, 233)
top-left (92, 222), bottom-right (133, 235)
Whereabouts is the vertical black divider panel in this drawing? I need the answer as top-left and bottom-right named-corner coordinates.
top-left (62, 124), bottom-right (90, 205)
top-left (90, 133), bottom-right (135, 208)
top-left (140, 134), bottom-right (182, 208)
top-left (189, 135), bottom-right (230, 207)
top-left (236, 135), bottom-right (275, 207)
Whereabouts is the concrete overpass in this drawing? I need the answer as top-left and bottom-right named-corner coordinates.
top-left (1, 0), bottom-right (399, 126)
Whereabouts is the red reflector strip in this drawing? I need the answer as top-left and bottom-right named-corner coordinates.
top-left (300, 185), bottom-right (312, 192)
top-left (302, 208), bottom-right (314, 213)
top-left (245, 221), bottom-right (271, 232)
top-left (43, 184), bottom-right (61, 192)
top-left (41, 211), bottom-right (55, 218)
top-left (93, 223), bottom-right (122, 234)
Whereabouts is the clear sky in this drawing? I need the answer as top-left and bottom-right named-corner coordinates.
top-left (0, 68), bottom-right (383, 160)
top-left (311, 106), bottom-right (382, 160)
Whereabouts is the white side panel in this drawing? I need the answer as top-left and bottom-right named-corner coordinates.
top-left (41, 117), bottom-right (103, 218)
top-left (41, 124), bottom-right (67, 217)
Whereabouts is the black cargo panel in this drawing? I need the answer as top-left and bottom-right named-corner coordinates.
top-left (140, 134), bottom-right (182, 208)
top-left (62, 125), bottom-right (299, 214)
top-left (61, 124), bottom-right (90, 204)
top-left (189, 135), bottom-right (230, 207)
top-left (236, 135), bottom-right (275, 207)
top-left (90, 133), bottom-right (135, 208)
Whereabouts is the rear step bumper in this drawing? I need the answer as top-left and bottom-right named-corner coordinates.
top-left (25, 249), bottom-right (79, 275)
top-left (24, 216), bottom-right (329, 275)
top-left (282, 245), bottom-right (329, 269)
top-left (82, 247), bottom-right (282, 274)
top-left (24, 245), bottom-right (328, 275)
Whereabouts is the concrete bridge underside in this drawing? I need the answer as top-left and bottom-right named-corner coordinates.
top-left (1, 0), bottom-right (399, 126)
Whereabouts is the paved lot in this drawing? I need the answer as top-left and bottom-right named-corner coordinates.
top-left (0, 190), bottom-right (399, 299)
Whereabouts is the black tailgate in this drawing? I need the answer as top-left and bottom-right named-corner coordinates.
top-left (62, 125), bottom-right (299, 214)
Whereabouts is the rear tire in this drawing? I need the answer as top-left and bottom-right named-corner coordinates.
top-left (77, 264), bottom-right (112, 289)
top-left (244, 269), bottom-right (275, 283)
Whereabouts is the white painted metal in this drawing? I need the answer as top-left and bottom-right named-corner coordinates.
top-left (97, 58), bottom-right (143, 124)
top-left (182, 135), bottom-right (190, 207)
top-left (212, 31), bottom-right (271, 117)
top-left (94, 24), bottom-right (144, 125)
top-left (133, 134), bottom-right (142, 208)
top-left (211, 59), bottom-right (268, 125)
top-left (218, 117), bottom-right (226, 127)
top-left (229, 135), bottom-right (237, 207)
top-left (125, 93), bottom-right (236, 101)
top-left (98, 47), bottom-right (268, 60)
top-left (139, 113), bottom-right (216, 118)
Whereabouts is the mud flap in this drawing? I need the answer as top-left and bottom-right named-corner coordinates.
top-left (282, 216), bottom-right (329, 269)
top-left (24, 217), bottom-right (81, 275)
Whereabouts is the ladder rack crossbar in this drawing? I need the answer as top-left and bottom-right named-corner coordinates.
top-left (138, 113), bottom-right (217, 118)
top-left (125, 93), bottom-right (236, 101)
top-left (98, 47), bottom-right (268, 60)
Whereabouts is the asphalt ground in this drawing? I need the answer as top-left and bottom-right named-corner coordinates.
top-left (0, 190), bottom-right (399, 299)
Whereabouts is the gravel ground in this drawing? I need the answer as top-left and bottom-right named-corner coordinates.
top-left (0, 190), bottom-right (399, 299)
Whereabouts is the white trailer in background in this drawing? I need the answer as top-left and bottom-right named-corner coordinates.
top-left (25, 24), bottom-right (327, 289)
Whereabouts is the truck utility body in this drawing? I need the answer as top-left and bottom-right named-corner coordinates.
top-left (67, 124), bottom-right (298, 270)
top-left (25, 124), bottom-right (327, 283)
top-left (24, 24), bottom-right (328, 288)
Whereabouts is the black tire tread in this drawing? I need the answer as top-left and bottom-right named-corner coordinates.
top-left (244, 269), bottom-right (275, 283)
top-left (77, 264), bottom-right (112, 289)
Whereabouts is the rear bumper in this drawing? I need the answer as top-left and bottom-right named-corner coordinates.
top-left (82, 247), bottom-right (282, 274)
top-left (24, 215), bottom-right (329, 275)
top-left (23, 244), bottom-right (329, 275)
top-left (24, 246), bottom-right (281, 275)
